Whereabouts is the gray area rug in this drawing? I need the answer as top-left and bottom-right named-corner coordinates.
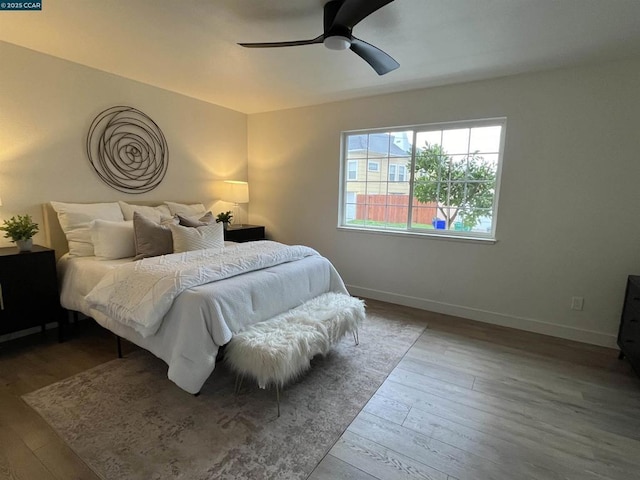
top-left (23, 303), bottom-right (426, 480)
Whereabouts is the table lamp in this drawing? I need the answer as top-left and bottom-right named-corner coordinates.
top-left (223, 181), bottom-right (249, 226)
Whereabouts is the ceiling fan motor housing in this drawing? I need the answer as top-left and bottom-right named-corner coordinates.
top-left (323, 0), bottom-right (353, 50)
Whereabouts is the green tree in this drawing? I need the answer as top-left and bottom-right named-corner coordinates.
top-left (412, 142), bottom-right (496, 229)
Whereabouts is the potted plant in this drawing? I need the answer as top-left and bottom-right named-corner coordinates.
top-left (215, 211), bottom-right (233, 229)
top-left (0, 214), bottom-right (39, 252)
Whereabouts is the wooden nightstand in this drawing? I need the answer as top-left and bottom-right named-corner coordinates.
top-left (0, 245), bottom-right (61, 338)
top-left (224, 225), bottom-right (266, 243)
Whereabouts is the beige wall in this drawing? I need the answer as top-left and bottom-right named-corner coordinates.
top-left (0, 41), bottom-right (248, 248)
top-left (248, 57), bottom-right (640, 347)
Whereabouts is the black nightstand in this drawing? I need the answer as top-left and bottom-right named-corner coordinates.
top-left (224, 225), bottom-right (266, 243)
top-left (0, 245), bottom-right (61, 338)
top-left (618, 275), bottom-right (640, 376)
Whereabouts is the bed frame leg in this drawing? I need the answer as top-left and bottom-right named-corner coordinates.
top-left (116, 335), bottom-right (123, 358)
top-left (353, 329), bottom-right (359, 346)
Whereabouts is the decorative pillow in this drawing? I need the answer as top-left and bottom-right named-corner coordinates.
top-left (177, 211), bottom-right (215, 227)
top-left (91, 220), bottom-right (135, 260)
top-left (164, 201), bottom-right (207, 217)
top-left (118, 201), bottom-right (171, 223)
top-left (50, 201), bottom-right (124, 257)
top-left (133, 212), bottom-right (177, 260)
top-left (169, 223), bottom-right (224, 253)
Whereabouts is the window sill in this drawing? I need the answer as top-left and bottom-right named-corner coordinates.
top-left (336, 225), bottom-right (497, 244)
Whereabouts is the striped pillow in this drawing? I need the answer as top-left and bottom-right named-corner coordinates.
top-left (169, 223), bottom-right (224, 253)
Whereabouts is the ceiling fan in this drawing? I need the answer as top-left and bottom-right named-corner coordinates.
top-left (238, 0), bottom-right (399, 76)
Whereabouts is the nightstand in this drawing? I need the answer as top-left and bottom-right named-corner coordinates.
top-left (0, 245), bottom-right (61, 337)
top-left (618, 275), bottom-right (640, 376)
top-left (224, 225), bottom-right (266, 243)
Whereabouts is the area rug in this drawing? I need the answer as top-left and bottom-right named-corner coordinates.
top-left (23, 302), bottom-right (426, 480)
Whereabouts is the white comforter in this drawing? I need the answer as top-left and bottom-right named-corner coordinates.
top-left (60, 242), bottom-right (348, 393)
top-left (85, 241), bottom-right (319, 337)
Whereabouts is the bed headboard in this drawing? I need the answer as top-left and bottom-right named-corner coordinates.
top-left (42, 201), bottom-right (197, 260)
top-left (42, 202), bottom-right (68, 259)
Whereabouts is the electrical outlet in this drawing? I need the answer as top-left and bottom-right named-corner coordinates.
top-left (571, 296), bottom-right (584, 311)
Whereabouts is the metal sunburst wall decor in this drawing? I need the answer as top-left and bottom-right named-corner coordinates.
top-left (86, 106), bottom-right (169, 194)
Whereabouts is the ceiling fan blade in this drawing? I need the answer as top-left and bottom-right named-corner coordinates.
top-left (332, 0), bottom-right (395, 29)
top-left (350, 37), bottom-right (399, 75)
top-left (239, 35), bottom-right (323, 48)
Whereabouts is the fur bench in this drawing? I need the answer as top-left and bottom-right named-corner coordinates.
top-left (224, 292), bottom-right (365, 416)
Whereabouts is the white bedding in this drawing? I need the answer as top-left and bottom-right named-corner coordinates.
top-left (85, 241), bottom-right (321, 337)
top-left (58, 242), bottom-right (348, 394)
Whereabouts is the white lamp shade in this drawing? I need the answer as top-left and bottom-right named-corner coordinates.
top-left (223, 181), bottom-right (249, 203)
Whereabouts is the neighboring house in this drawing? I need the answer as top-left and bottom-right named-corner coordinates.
top-left (345, 132), bottom-right (437, 225)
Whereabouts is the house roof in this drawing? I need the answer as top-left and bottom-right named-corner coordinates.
top-left (348, 134), bottom-right (408, 157)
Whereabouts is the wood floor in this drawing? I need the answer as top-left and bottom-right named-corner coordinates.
top-left (2, 302), bottom-right (640, 480)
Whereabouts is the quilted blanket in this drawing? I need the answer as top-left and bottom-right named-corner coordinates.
top-left (85, 241), bottom-right (319, 337)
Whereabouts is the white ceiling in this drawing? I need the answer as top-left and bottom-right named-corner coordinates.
top-left (1, 0), bottom-right (640, 114)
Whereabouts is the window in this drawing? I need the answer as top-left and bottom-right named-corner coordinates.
top-left (347, 160), bottom-right (358, 180)
top-left (389, 164), bottom-right (406, 182)
top-left (339, 119), bottom-right (505, 239)
top-left (368, 161), bottom-right (380, 172)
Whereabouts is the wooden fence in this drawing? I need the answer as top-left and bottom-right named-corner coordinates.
top-left (355, 195), bottom-right (438, 225)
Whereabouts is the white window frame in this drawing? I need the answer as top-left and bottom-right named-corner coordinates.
top-left (338, 118), bottom-right (506, 241)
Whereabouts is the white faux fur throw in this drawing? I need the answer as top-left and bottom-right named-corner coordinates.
top-left (225, 292), bottom-right (365, 389)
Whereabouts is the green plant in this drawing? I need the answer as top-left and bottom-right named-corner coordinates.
top-left (412, 142), bottom-right (496, 229)
top-left (0, 214), bottom-right (39, 242)
top-left (215, 211), bottom-right (233, 224)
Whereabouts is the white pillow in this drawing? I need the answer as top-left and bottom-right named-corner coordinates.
top-left (50, 202), bottom-right (124, 257)
top-left (164, 201), bottom-right (207, 217)
top-left (169, 223), bottom-right (224, 253)
top-left (118, 201), bottom-right (172, 223)
top-left (91, 220), bottom-right (135, 259)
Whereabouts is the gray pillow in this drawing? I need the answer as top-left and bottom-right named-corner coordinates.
top-left (133, 212), bottom-right (176, 260)
top-left (177, 211), bottom-right (215, 227)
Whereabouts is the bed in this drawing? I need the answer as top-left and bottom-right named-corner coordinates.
top-left (43, 202), bottom-right (348, 394)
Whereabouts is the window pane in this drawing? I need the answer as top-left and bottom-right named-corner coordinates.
top-left (365, 182), bottom-right (387, 196)
top-left (367, 133), bottom-right (391, 156)
top-left (469, 126), bottom-right (502, 153)
top-left (417, 130), bottom-right (442, 149)
top-left (460, 209), bottom-right (494, 233)
top-left (388, 181), bottom-right (410, 196)
top-left (389, 130), bottom-right (413, 156)
top-left (346, 134), bottom-right (369, 158)
top-left (442, 128), bottom-right (470, 155)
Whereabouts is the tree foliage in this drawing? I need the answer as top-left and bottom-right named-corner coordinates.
top-left (412, 142), bottom-right (496, 229)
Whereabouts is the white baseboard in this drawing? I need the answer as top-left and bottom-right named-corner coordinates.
top-left (347, 285), bottom-right (618, 349)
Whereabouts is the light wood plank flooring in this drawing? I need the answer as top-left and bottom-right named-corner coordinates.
top-left (1, 301), bottom-right (639, 479)
top-left (310, 301), bottom-right (640, 480)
